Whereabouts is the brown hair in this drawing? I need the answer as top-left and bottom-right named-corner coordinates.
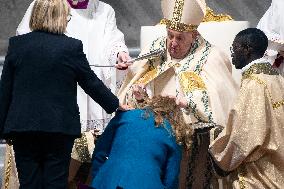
top-left (29, 0), bottom-right (70, 34)
top-left (141, 96), bottom-right (193, 150)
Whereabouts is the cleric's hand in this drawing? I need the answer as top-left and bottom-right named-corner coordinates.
top-left (132, 84), bottom-right (147, 101)
top-left (175, 97), bottom-right (188, 108)
top-left (115, 51), bottom-right (132, 70)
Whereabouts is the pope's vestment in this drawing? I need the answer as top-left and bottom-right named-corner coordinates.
top-left (118, 35), bottom-right (238, 188)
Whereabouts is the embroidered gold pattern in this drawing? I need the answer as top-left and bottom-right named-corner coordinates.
top-left (172, 0), bottom-right (184, 23)
top-left (237, 167), bottom-right (246, 189)
top-left (160, 18), bottom-right (198, 32)
top-left (202, 7), bottom-right (233, 22)
top-left (247, 75), bottom-right (283, 110)
top-left (242, 63), bottom-right (279, 80)
top-left (242, 63), bottom-right (283, 110)
top-left (179, 71), bottom-right (206, 92)
top-left (129, 36), bottom-right (213, 122)
top-left (160, 6), bottom-right (233, 31)
top-left (159, 0), bottom-right (197, 32)
top-left (4, 146), bottom-right (13, 189)
top-left (74, 133), bottom-right (91, 162)
top-left (136, 69), bottom-right (158, 85)
top-left (273, 100), bottom-right (284, 109)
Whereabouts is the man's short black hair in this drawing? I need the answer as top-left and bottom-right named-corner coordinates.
top-left (235, 28), bottom-right (268, 57)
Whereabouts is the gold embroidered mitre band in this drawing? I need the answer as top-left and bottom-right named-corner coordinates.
top-left (160, 0), bottom-right (206, 32)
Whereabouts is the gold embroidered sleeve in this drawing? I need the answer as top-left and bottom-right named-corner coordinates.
top-left (210, 80), bottom-right (277, 171)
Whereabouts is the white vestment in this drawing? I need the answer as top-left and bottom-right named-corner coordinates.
top-left (257, 0), bottom-right (284, 75)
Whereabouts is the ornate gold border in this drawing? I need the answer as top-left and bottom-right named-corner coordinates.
top-left (172, 0), bottom-right (184, 23)
top-left (160, 18), bottom-right (198, 32)
top-left (4, 145), bottom-right (13, 189)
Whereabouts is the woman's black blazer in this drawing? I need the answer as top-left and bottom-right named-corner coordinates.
top-left (0, 31), bottom-right (119, 138)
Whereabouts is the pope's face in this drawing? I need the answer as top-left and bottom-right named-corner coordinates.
top-left (167, 29), bottom-right (194, 59)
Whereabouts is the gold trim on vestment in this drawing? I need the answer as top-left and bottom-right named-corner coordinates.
top-left (74, 133), bottom-right (91, 162)
top-left (273, 100), bottom-right (284, 109)
top-left (242, 63), bottom-right (279, 80)
top-left (237, 167), bottom-right (246, 189)
top-left (136, 69), bottom-right (158, 85)
top-left (160, 18), bottom-right (198, 32)
top-left (4, 145), bottom-right (13, 189)
top-left (160, 6), bottom-right (233, 31)
top-left (179, 71), bottom-right (206, 92)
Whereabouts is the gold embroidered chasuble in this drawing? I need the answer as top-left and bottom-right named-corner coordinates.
top-left (118, 35), bottom-right (238, 188)
top-left (210, 63), bottom-right (284, 189)
top-left (118, 35), bottom-right (238, 127)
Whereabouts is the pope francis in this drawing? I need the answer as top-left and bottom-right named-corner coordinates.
top-left (118, 0), bottom-right (238, 188)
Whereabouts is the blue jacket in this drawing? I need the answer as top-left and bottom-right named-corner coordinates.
top-left (91, 109), bottom-right (182, 189)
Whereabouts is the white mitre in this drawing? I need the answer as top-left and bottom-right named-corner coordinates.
top-left (160, 0), bottom-right (206, 32)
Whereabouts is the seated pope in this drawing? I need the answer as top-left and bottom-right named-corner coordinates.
top-left (117, 0), bottom-right (238, 188)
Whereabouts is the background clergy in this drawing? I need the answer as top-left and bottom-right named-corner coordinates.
top-left (257, 0), bottom-right (284, 76)
top-left (118, 0), bottom-right (238, 188)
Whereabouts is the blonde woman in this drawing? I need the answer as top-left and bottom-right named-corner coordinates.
top-left (16, 1), bottom-right (130, 186)
top-left (0, 0), bottom-right (128, 188)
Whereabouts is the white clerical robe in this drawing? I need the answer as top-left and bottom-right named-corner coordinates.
top-left (257, 0), bottom-right (284, 76)
top-left (119, 35), bottom-right (238, 128)
top-left (118, 35), bottom-right (239, 188)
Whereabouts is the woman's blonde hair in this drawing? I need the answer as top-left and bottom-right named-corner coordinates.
top-left (30, 0), bottom-right (70, 34)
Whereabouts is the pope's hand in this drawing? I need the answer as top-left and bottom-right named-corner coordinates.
top-left (118, 103), bottom-right (134, 111)
top-left (116, 51), bottom-right (131, 70)
top-left (132, 84), bottom-right (147, 101)
top-left (175, 97), bottom-right (188, 108)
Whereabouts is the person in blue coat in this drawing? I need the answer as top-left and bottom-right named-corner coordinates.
top-left (91, 109), bottom-right (182, 189)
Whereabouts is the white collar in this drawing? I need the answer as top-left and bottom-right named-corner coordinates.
top-left (85, 0), bottom-right (98, 12)
top-left (71, 0), bottom-right (99, 18)
top-left (241, 57), bottom-right (268, 73)
top-left (93, 0), bottom-right (99, 10)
